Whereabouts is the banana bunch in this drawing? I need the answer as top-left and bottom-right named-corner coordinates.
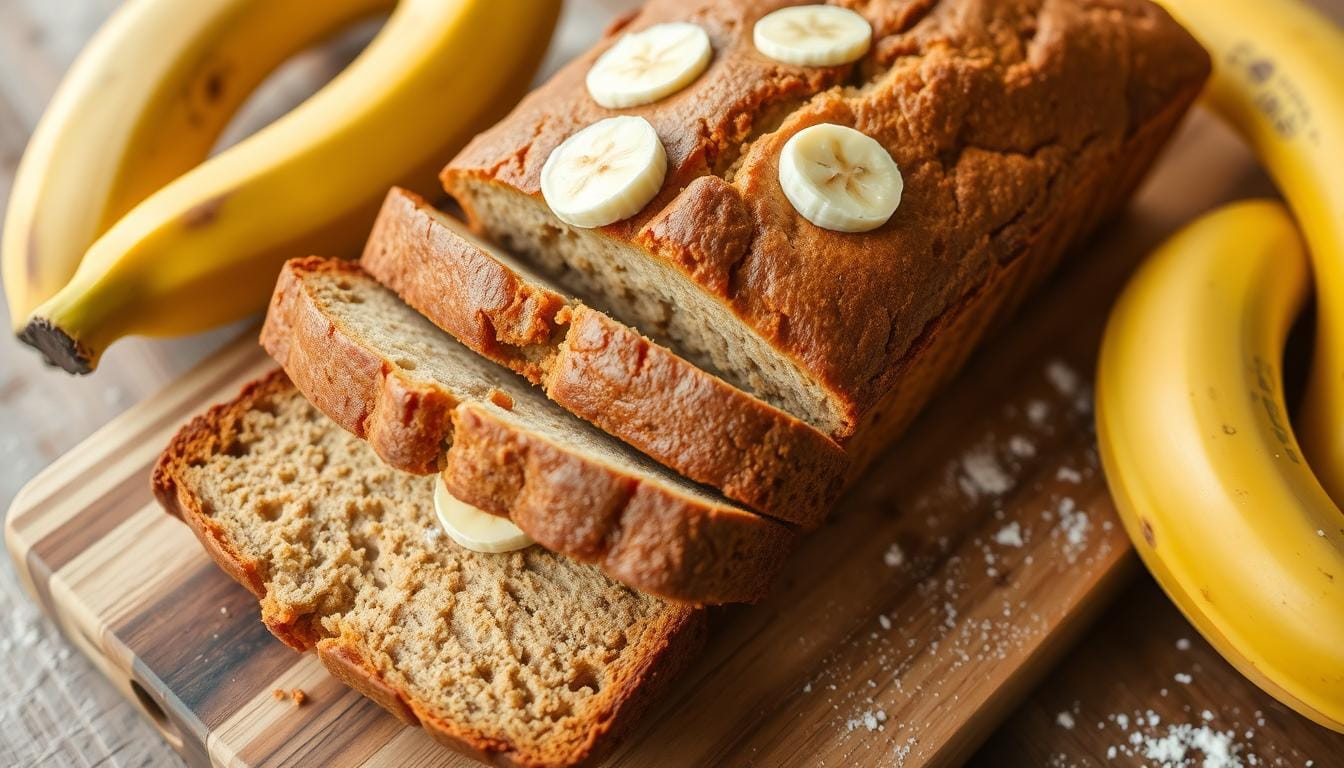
top-left (1099, 0), bottom-right (1344, 732)
top-left (3, 0), bottom-right (559, 373)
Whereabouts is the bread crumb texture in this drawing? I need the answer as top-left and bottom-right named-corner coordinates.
top-left (161, 374), bottom-right (698, 765)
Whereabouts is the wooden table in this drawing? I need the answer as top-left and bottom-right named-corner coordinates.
top-left (1, 1), bottom-right (1341, 766)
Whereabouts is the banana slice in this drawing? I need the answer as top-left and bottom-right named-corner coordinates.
top-left (586, 22), bottom-right (713, 108)
top-left (541, 115), bottom-right (667, 228)
top-left (434, 478), bottom-right (534, 554)
top-left (778, 123), bottom-right (902, 233)
top-left (753, 5), bottom-right (871, 67)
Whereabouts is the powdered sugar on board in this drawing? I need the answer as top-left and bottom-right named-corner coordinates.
top-left (778, 355), bottom-right (1129, 767)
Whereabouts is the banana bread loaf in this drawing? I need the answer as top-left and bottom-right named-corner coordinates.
top-left (442, 0), bottom-right (1209, 469)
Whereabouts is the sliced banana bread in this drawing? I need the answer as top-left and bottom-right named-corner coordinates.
top-left (260, 256), bottom-right (794, 604)
top-left (152, 371), bottom-right (704, 767)
top-left (442, 0), bottom-right (1210, 469)
top-left (360, 187), bottom-right (844, 527)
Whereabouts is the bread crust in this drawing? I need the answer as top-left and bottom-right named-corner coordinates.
top-left (152, 371), bottom-right (708, 768)
top-left (261, 257), bottom-right (795, 604)
top-left (442, 0), bottom-right (1211, 439)
top-left (361, 188), bottom-right (845, 527)
top-left (445, 402), bottom-right (795, 603)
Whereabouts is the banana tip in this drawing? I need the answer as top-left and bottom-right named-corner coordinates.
top-left (18, 317), bottom-right (95, 375)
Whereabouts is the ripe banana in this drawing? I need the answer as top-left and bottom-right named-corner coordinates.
top-left (18, 0), bottom-right (559, 373)
top-left (1095, 200), bottom-right (1344, 732)
top-left (2, 0), bottom-right (391, 329)
top-left (1154, 0), bottom-right (1344, 504)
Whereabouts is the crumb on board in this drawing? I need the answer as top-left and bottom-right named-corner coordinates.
top-left (272, 688), bottom-right (287, 701)
top-left (292, 688), bottom-right (307, 706)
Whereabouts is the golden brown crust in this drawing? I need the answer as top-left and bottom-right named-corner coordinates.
top-left (361, 188), bottom-right (845, 526)
top-left (260, 258), bottom-right (459, 475)
top-left (316, 638), bottom-right (421, 726)
top-left (260, 258), bottom-right (795, 604)
top-left (443, 0), bottom-right (1212, 438)
top-left (153, 371), bottom-right (710, 768)
top-left (444, 403), bottom-right (795, 604)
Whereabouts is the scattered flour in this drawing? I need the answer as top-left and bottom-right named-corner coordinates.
top-left (1045, 359), bottom-right (1081, 396)
top-left (1175, 672), bottom-right (1193, 684)
top-left (993, 522), bottom-right (1024, 548)
top-left (1056, 711), bottom-right (1076, 730)
top-left (884, 543), bottom-right (906, 568)
top-left (1055, 466), bottom-right (1083, 483)
top-left (960, 447), bottom-right (1013, 498)
top-left (846, 709), bottom-right (887, 732)
top-left (1143, 724), bottom-right (1243, 768)
top-left (1050, 496), bottom-right (1091, 563)
top-left (1008, 435), bottom-right (1036, 458)
top-left (1176, 638), bottom-right (1191, 651)
top-left (1026, 399), bottom-right (1051, 426)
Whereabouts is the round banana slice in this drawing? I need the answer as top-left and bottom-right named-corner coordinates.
top-left (753, 5), bottom-right (872, 67)
top-left (434, 478), bottom-right (534, 554)
top-left (586, 22), bottom-right (713, 108)
top-left (541, 115), bottom-right (667, 229)
top-left (778, 123), bottom-right (902, 233)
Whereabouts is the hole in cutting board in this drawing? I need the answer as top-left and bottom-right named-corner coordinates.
top-left (131, 679), bottom-right (185, 750)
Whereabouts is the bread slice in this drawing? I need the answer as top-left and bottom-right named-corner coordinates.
top-left (442, 0), bottom-right (1210, 461)
top-left (360, 188), bottom-right (844, 527)
top-left (260, 256), bottom-right (793, 604)
top-left (152, 371), bottom-right (705, 767)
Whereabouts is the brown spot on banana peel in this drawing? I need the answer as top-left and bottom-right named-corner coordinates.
top-left (1140, 517), bottom-right (1156, 547)
top-left (181, 194), bottom-right (228, 229)
top-left (17, 316), bottom-right (96, 375)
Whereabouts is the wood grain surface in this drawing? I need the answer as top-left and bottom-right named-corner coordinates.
top-left (3, 0), bottom-right (1344, 767)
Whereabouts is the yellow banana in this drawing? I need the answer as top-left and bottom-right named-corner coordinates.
top-left (1096, 200), bottom-right (1344, 732)
top-left (18, 0), bottom-right (559, 373)
top-left (1155, 0), bottom-right (1344, 504)
top-left (2, 0), bottom-right (391, 329)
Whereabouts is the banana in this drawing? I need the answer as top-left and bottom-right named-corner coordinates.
top-left (586, 22), bottom-right (712, 109)
top-left (19, 0), bottom-right (560, 374)
top-left (540, 116), bottom-right (668, 229)
top-left (778, 123), bottom-right (903, 233)
top-left (2, 0), bottom-right (391, 330)
top-left (1095, 200), bottom-right (1344, 732)
top-left (434, 479), bottom-right (533, 554)
top-left (752, 5), bottom-right (871, 67)
top-left (1153, 0), bottom-right (1344, 504)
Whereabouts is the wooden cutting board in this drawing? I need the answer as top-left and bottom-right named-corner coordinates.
top-left (3, 109), bottom-right (1270, 767)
